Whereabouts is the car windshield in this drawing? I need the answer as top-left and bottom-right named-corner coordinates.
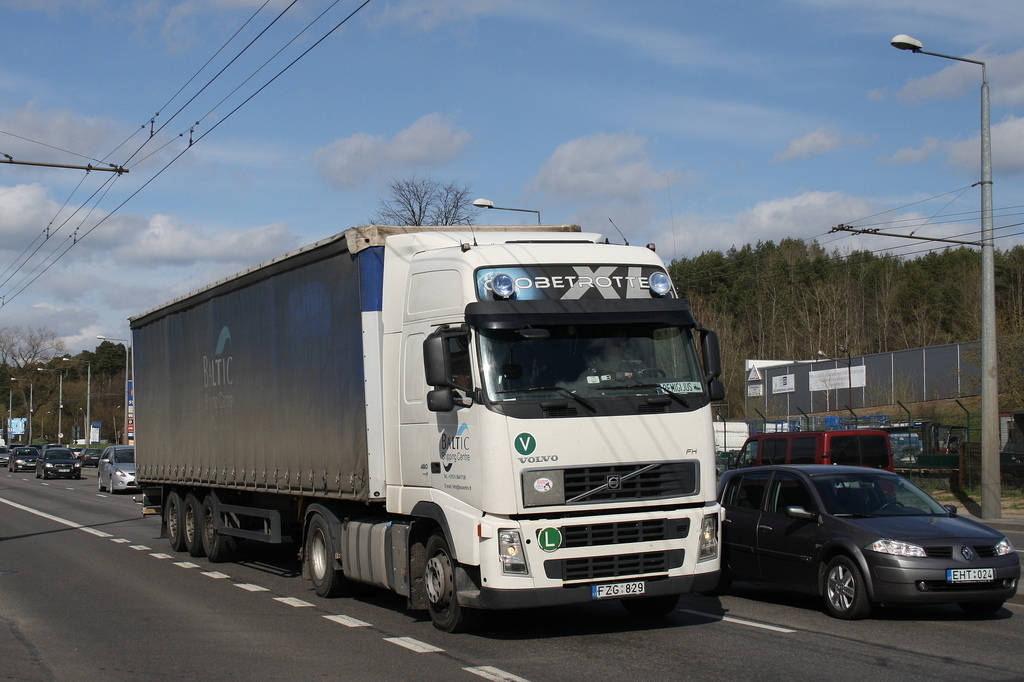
top-left (478, 322), bottom-right (704, 403)
top-left (813, 472), bottom-right (948, 517)
top-left (47, 450), bottom-right (74, 458)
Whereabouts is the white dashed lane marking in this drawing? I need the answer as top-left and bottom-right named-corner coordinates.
top-left (384, 637), bottom-right (444, 653)
top-left (236, 583), bottom-right (270, 592)
top-left (275, 596), bottom-right (314, 607)
top-left (465, 666), bottom-right (533, 682)
top-left (323, 614), bottom-right (371, 627)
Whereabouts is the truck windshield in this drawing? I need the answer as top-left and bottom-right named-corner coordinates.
top-left (478, 322), bottom-right (704, 403)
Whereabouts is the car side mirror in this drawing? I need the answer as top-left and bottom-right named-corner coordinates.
top-left (785, 506), bottom-right (818, 522)
top-left (943, 504), bottom-right (957, 516)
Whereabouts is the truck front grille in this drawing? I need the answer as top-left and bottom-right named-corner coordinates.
top-left (543, 550), bottom-right (684, 581)
top-left (563, 462), bottom-right (697, 504)
top-left (561, 518), bottom-right (689, 548)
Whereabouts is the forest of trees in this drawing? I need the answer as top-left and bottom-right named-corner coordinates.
top-left (2, 327), bottom-right (129, 445)
top-left (668, 240), bottom-right (1024, 418)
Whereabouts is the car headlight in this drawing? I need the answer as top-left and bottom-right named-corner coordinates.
top-left (114, 468), bottom-right (129, 477)
top-left (994, 537), bottom-right (1016, 556)
top-left (44, 462), bottom-right (54, 468)
top-left (867, 538), bottom-right (927, 557)
top-left (698, 514), bottom-right (719, 561)
top-left (498, 530), bottom-right (529, 575)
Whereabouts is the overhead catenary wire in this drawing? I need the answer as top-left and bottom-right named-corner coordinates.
top-left (0, 0), bottom-right (376, 310)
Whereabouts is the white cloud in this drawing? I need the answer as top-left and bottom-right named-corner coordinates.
top-left (946, 115), bottom-right (1024, 175)
top-left (371, 0), bottom-right (499, 31)
top-left (774, 126), bottom-right (873, 162)
top-left (123, 214), bottom-right (300, 265)
top-left (530, 132), bottom-right (683, 203)
top-left (649, 191), bottom-right (884, 261)
top-left (879, 137), bottom-right (941, 166)
top-left (313, 113), bottom-right (471, 189)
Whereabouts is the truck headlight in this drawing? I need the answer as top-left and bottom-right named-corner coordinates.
top-left (498, 529), bottom-right (529, 575)
top-left (698, 514), bottom-right (719, 561)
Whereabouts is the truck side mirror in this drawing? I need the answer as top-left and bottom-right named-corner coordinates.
top-left (423, 333), bottom-right (453, 388)
top-left (708, 378), bottom-right (725, 402)
top-left (700, 328), bottom-right (722, 381)
top-left (427, 387), bottom-right (455, 412)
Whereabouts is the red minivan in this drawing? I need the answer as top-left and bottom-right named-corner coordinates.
top-left (732, 429), bottom-right (894, 471)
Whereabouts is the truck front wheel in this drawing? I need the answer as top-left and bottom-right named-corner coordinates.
top-left (305, 514), bottom-right (351, 598)
top-left (423, 533), bottom-right (482, 633)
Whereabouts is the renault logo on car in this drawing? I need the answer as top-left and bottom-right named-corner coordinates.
top-left (962, 546), bottom-right (974, 561)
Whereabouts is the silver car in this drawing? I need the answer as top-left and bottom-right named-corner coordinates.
top-left (97, 445), bottom-right (137, 493)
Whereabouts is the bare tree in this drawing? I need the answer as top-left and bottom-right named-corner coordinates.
top-left (369, 176), bottom-right (480, 226)
top-left (0, 325), bottom-right (67, 370)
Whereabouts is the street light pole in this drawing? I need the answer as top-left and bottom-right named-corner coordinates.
top-left (891, 35), bottom-right (999, 519)
top-left (98, 335), bottom-right (130, 445)
top-left (37, 367), bottom-right (66, 444)
top-left (64, 358), bottom-right (92, 445)
top-left (472, 198), bottom-right (542, 224)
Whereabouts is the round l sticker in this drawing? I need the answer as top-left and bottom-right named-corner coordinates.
top-left (538, 527), bottom-right (562, 552)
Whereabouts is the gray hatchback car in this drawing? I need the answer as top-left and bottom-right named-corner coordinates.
top-left (97, 445), bottom-right (136, 493)
top-left (715, 465), bottom-right (1019, 619)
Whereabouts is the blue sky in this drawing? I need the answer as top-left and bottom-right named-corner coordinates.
top-left (1, 0), bottom-right (1023, 352)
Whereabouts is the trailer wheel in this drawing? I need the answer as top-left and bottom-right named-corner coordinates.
top-left (183, 493), bottom-right (206, 558)
top-left (200, 495), bottom-right (235, 563)
top-left (165, 490), bottom-right (187, 552)
top-left (423, 533), bottom-right (483, 633)
top-left (305, 514), bottom-right (351, 598)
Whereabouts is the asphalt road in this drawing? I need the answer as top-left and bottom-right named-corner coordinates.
top-left (2, 469), bottom-right (1023, 682)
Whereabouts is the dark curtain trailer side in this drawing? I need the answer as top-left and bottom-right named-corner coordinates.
top-left (132, 229), bottom-right (385, 578)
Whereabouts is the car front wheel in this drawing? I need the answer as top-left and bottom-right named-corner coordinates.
top-left (824, 556), bottom-right (872, 620)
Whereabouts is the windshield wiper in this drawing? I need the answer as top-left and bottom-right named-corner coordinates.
top-left (607, 382), bottom-right (690, 407)
top-left (497, 386), bottom-right (596, 411)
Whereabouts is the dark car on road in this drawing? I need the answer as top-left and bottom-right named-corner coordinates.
top-left (8, 447), bottom-right (39, 472)
top-left (0, 445), bottom-right (8, 467)
top-left (77, 447), bottom-right (104, 467)
top-left (35, 447), bottom-right (83, 480)
top-left (714, 464), bottom-right (1019, 619)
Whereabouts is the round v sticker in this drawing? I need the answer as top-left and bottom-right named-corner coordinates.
top-left (514, 433), bottom-right (537, 456)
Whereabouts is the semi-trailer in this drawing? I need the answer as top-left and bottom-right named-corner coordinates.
top-left (132, 224), bottom-right (725, 631)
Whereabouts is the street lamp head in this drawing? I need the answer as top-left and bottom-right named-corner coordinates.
top-left (472, 198), bottom-right (494, 209)
top-left (816, 350), bottom-right (828, 358)
top-left (838, 343), bottom-right (848, 354)
top-left (891, 34), bottom-right (923, 52)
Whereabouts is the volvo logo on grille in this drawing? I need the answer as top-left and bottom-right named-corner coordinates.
top-left (606, 474), bottom-right (622, 490)
top-left (962, 546), bottom-right (974, 561)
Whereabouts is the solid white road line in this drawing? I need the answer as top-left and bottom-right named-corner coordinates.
top-left (680, 608), bottom-right (797, 633)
